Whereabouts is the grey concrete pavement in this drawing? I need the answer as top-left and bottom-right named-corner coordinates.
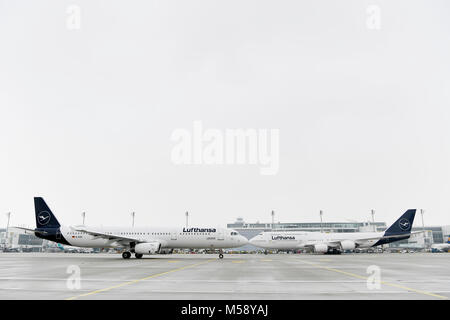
top-left (0, 253), bottom-right (448, 300)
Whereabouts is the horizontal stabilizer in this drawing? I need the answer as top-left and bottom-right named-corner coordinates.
top-left (10, 226), bottom-right (48, 234)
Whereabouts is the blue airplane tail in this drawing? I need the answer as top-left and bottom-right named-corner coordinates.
top-left (383, 209), bottom-right (416, 237)
top-left (34, 197), bottom-right (61, 229)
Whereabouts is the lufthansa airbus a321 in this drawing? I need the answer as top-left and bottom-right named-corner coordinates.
top-left (15, 197), bottom-right (248, 259)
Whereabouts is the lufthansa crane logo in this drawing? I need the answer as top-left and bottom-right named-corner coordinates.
top-left (398, 218), bottom-right (410, 231)
top-left (37, 211), bottom-right (51, 226)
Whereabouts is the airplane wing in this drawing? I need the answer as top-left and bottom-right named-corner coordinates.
top-left (11, 227), bottom-right (48, 234)
top-left (299, 241), bottom-right (330, 248)
top-left (354, 233), bottom-right (415, 242)
top-left (349, 233), bottom-right (414, 247)
top-left (301, 241), bottom-right (347, 249)
top-left (301, 232), bottom-right (414, 248)
top-left (72, 227), bottom-right (143, 244)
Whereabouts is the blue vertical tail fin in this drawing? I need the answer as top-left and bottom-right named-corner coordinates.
top-left (34, 197), bottom-right (61, 228)
top-left (383, 209), bottom-right (416, 237)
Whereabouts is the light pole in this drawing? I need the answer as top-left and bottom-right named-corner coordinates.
top-left (319, 210), bottom-right (323, 233)
top-left (5, 212), bottom-right (11, 249)
top-left (371, 209), bottom-right (375, 232)
top-left (420, 209), bottom-right (425, 231)
top-left (131, 212), bottom-right (135, 228)
top-left (271, 210), bottom-right (275, 230)
top-left (185, 211), bottom-right (189, 228)
top-left (420, 209), bottom-right (426, 248)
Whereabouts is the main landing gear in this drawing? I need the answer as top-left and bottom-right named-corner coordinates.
top-left (122, 251), bottom-right (144, 259)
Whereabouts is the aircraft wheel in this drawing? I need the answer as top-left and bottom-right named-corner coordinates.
top-left (122, 251), bottom-right (131, 259)
top-left (219, 254), bottom-right (224, 259)
top-left (135, 253), bottom-right (143, 259)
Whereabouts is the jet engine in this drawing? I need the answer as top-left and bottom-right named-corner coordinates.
top-left (313, 243), bottom-right (328, 253)
top-left (134, 242), bottom-right (161, 254)
top-left (340, 240), bottom-right (356, 251)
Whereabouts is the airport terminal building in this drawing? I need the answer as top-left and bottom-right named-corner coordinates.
top-left (0, 228), bottom-right (48, 252)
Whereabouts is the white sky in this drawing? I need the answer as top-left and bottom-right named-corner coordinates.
top-left (1, 0), bottom-right (449, 228)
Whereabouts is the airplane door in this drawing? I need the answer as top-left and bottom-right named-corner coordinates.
top-left (170, 232), bottom-right (177, 240)
top-left (217, 230), bottom-right (224, 240)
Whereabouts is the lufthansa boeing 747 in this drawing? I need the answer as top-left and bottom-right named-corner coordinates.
top-left (249, 209), bottom-right (417, 254)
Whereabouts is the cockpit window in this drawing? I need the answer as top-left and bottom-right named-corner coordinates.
top-left (231, 232), bottom-right (238, 236)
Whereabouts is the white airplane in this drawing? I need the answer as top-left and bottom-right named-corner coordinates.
top-left (249, 209), bottom-right (417, 254)
top-left (15, 197), bottom-right (248, 259)
top-left (431, 236), bottom-right (450, 252)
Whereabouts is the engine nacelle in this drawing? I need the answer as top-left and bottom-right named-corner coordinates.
top-left (314, 243), bottom-right (328, 253)
top-left (134, 242), bottom-right (161, 255)
top-left (340, 240), bottom-right (356, 251)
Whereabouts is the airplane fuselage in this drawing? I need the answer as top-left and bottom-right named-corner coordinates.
top-left (250, 231), bottom-right (409, 250)
top-left (36, 226), bottom-right (247, 250)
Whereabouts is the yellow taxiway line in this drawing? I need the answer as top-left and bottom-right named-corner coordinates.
top-left (297, 259), bottom-right (448, 300)
top-left (65, 259), bottom-right (216, 300)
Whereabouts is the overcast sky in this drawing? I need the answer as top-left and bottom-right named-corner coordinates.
top-left (1, 0), bottom-right (449, 229)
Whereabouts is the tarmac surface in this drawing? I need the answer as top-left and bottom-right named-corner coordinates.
top-left (0, 252), bottom-right (449, 300)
